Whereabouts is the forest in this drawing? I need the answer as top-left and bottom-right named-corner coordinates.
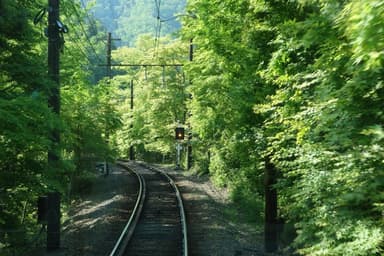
top-left (1, 0), bottom-right (383, 255)
top-left (84, 0), bottom-right (186, 46)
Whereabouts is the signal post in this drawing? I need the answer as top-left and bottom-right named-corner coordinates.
top-left (175, 123), bottom-right (185, 169)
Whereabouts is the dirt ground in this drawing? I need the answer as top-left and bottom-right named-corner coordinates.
top-left (31, 166), bottom-right (137, 256)
top-left (153, 164), bottom-right (268, 256)
top-left (36, 162), bottom-right (285, 256)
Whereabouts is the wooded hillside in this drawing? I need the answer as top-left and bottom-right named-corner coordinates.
top-left (85, 0), bottom-right (186, 46)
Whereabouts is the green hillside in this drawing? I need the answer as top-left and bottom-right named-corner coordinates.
top-left (85, 0), bottom-right (186, 46)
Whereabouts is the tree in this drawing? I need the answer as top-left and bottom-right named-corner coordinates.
top-left (112, 35), bottom-right (189, 162)
top-left (0, 1), bottom-right (122, 253)
top-left (84, 0), bottom-right (186, 46)
top-left (0, 0), bottom-right (61, 251)
top-left (182, 0), bottom-right (384, 254)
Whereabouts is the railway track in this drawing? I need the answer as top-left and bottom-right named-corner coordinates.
top-left (110, 161), bottom-right (188, 256)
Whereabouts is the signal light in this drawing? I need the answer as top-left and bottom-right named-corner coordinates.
top-left (175, 127), bottom-right (185, 140)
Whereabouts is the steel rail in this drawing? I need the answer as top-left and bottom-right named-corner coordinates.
top-left (142, 163), bottom-right (189, 256)
top-left (109, 163), bottom-right (146, 256)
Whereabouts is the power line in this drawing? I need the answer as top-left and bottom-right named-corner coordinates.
top-left (61, 9), bottom-right (91, 53)
top-left (71, 5), bottom-right (103, 63)
top-left (154, 20), bottom-right (162, 57)
top-left (154, 0), bottom-right (160, 18)
top-left (153, 1), bottom-right (190, 58)
top-left (64, 7), bottom-right (93, 62)
top-left (69, 2), bottom-right (104, 63)
top-left (61, 8), bottom-right (101, 64)
top-left (79, 0), bottom-right (107, 46)
top-left (64, 33), bottom-right (93, 64)
top-left (153, 0), bottom-right (162, 58)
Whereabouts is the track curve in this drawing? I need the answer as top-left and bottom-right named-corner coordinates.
top-left (110, 161), bottom-right (188, 256)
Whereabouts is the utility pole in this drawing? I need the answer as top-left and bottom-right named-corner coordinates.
top-left (104, 32), bottom-right (112, 174)
top-left (104, 32), bottom-right (120, 174)
top-left (186, 39), bottom-right (193, 170)
top-left (47, 0), bottom-right (61, 251)
top-left (106, 32), bottom-right (112, 78)
top-left (106, 32), bottom-right (121, 78)
top-left (129, 79), bottom-right (134, 160)
top-left (48, 0), bottom-right (60, 165)
top-left (189, 38), bottom-right (193, 61)
top-left (265, 157), bottom-right (278, 252)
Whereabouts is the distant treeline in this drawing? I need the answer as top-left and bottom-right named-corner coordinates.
top-left (86, 0), bottom-right (186, 46)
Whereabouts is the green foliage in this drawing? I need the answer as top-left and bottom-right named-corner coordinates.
top-left (61, 0), bottom-right (107, 83)
top-left (112, 35), bottom-right (189, 162)
top-left (84, 0), bottom-right (186, 46)
top-left (2, 0), bottom-right (384, 255)
top-left (70, 171), bottom-right (98, 195)
top-left (0, 0), bottom-right (59, 252)
top-left (180, 0), bottom-right (278, 233)
top-left (61, 79), bottom-right (121, 175)
top-left (60, 0), bottom-right (122, 175)
top-left (183, 0), bottom-right (384, 254)
top-left (259, 0), bottom-right (384, 254)
top-left (0, 1), bottom-right (122, 253)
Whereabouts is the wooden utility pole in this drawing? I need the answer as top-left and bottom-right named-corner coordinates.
top-left (186, 125), bottom-right (192, 170)
top-left (104, 32), bottom-right (120, 173)
top-left (189, 38), bottom-right (193, 61)
top-left (129, 79), bottom-right (134, 160)
top-left (186, 39), bottom-right (193, 170)
top-left (265, 157), bottom-right (278, 252)
top-left (107, 32), bottom-right (112, 78)
top-left (47, 0), bottom-right (61, 250)
top-left (106, 32), bottom-right (121, 78)
top-left (48, 0), bottom-right (60, 164)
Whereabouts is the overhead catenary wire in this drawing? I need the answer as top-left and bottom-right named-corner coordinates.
top-left (154, 0), bottom-right (161, 18)
top-left (153, 0), bottom-right (162, 58)
top-left (68, 2), bottom-right (104, 63)
top-left (79, 0), bottom-right (107, 46)
top-left (152, 1), bottom-right (188, 58)
top-left (60, 11), bottom-right (97, 64)
top-left (61, 7), bottom-right (101, 64)
top-left (64, 33), bottom-right (93, 65)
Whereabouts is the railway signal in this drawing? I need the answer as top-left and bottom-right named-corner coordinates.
top-left (175, 127), bottom-right (185, 140)
top-left (175, 123), bottom-right (184, 169)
